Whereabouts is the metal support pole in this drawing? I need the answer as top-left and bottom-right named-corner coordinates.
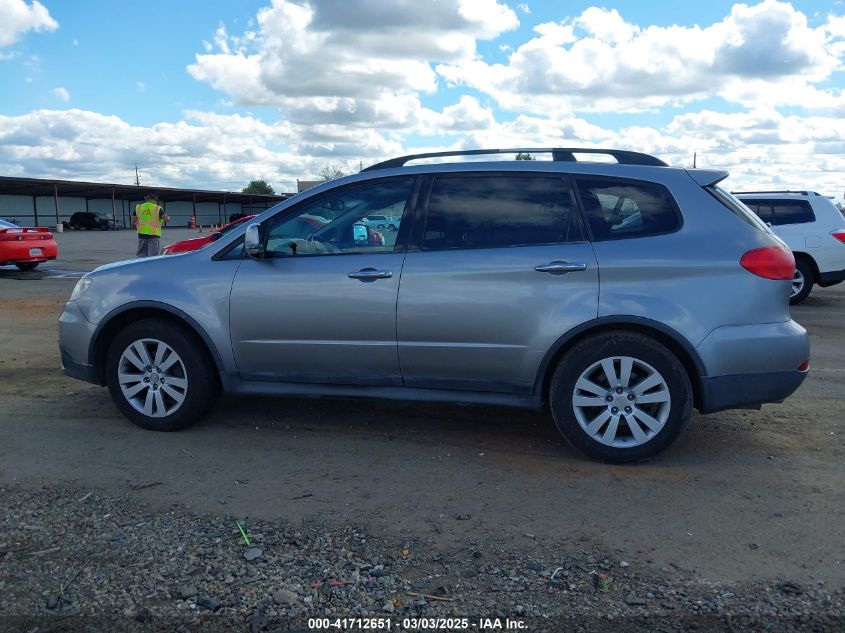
top-left (53, 183), bottom-right (60, 227)
top-left (32, 195), bottom-right (38, 226)
top-left (85, 197), bottom-right (90, 213)
top-left (192, 194), bottom-right (197, 227)
top-left (111, 187), bottom-right (117, 230)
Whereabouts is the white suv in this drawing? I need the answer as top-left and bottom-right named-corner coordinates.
top-left (735, 191), bottom-right (845, 304)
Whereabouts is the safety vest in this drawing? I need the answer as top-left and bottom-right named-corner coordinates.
top-left (136, 202), bottom-right (162, 237)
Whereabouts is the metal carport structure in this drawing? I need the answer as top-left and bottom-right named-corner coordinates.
top-left (0, 176), bottom-right (292, 228)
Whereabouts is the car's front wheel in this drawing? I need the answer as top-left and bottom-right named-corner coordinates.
top-left (549, 331), bottom-right (692, 463)
top-left (105, 318), bottom-right (219, 431)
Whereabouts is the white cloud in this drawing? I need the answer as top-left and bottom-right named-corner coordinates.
top-left (5, 104), bottom-right (845, 199)
top-left (51, 86), bottom-right (69, 102)
top-left (188, 0), bottom-right (518, 126)
top-left (136, 81), bottom-right (145, 93)
top-left (0, 0), bottom-right (57, 47)
top-left (437, 0), bottom-right (845, 114)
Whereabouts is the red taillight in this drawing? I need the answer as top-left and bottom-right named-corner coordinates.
top-left (798, 360), bottom-right (809, 372)
top-left (832, 230), bottom-right (845, 244)
top-left (740, 246), bottom-right (795, 280)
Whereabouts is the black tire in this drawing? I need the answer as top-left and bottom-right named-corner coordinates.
top-left (549, 331), bottom-right (693, 463)
top-left (387, 223), bottom-right (397, 231)
top-left (105, 318), bottom-right (219, 431)
top-left (15, 262), bottom-right (39, 271)
top-left (789, 258), bottom-right (814, 305)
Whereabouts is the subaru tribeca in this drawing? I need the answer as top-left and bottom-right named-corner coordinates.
top-left (59, 148), bottom-right (809, 463)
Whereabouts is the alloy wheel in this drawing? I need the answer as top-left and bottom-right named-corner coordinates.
top-left (117, 338), bottom-right (188, 418)
top-left (791, 269), bottom-right (804, 298)
top-left (572, 356), bottom-right (671, 448)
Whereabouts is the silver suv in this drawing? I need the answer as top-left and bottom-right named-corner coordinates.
top-left (59, 148), bottom-right (810, 463)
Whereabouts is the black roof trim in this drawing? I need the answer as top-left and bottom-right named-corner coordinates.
top-left (732, 190), bottom-right (819, 197)
top-left (362, 148), bottom-right (668, 171)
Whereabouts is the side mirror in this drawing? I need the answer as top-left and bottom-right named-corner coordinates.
top-left (244, 223), bottom-right (262, 258)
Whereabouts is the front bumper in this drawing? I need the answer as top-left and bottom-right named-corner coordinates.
top-left (698, 369), bottom-right (808, 414)
top-left (60, 347), bottom-right (97, 383)
top-left (817, 267), bottom-right (845, 287)
top-left (58, 300), bottom-right (99, 385)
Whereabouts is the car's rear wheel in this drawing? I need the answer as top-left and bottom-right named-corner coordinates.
top-left (789, 258), bottom-right (814, 305)
top-left (549, 331), bottom-right (692, 463)
top-left (15, 262), bottom-right (39, 271)
top-left (105, 318), bottom-right (219, 431)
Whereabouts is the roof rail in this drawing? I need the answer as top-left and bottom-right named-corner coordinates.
top-left (362, 148), bottom-right (668, 171)
top-left (732, 190), bottom-right (812, 196)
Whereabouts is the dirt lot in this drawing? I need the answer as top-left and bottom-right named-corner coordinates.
top-left (1, 229), bottom-right (844, 631)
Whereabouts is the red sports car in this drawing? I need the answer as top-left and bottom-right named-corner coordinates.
top-left (162, 215), bottom-right (257, 255)
top-left (0, 219), bottom-right (58, 271)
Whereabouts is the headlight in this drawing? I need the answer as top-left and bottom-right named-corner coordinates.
top-left (69, 276), bottom-right (93, 301)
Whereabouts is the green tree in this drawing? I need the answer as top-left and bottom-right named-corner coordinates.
top-left (242, 179), bottom-right (275, 195)
top-left (319, 164), bottom-right (349, 181)
top-left (515, 152), bottom-right (536, 160)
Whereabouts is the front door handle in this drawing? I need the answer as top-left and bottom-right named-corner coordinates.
top-left (535, 261), bottom-right (587, 274)
top-left (348, 268), bottom-right (393, 281)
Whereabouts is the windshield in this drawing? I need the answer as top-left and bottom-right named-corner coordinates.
top-left (0, 219), bottom-right (18, 228)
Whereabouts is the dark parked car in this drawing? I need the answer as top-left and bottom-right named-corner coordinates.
top-left (64, 212), bottom-right (121, 230)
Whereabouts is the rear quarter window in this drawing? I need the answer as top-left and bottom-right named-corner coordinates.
top-left (708, 187), bottom-right (772, 233)
top-left (575, 177), bottom-right (681, 240)
top-left (772, 200), bottom-right (814, 225)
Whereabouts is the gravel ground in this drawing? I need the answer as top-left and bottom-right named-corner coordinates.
top-left (3, 232), bottom-right (845, 632)
top-left (1, 485), bottom-right (842, 633)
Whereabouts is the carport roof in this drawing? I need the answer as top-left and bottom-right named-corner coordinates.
top-left (0, 175), bottom-right (292, 204)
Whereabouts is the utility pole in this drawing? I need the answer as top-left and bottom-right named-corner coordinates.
top-left (134, 164), bottom-right (140, 186)
top-left (693, 152), bottom-right (697, 168)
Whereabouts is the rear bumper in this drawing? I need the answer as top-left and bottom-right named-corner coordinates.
top-left (696, 319), bottom-right (809, 413)
top-left (817, 267), bottom-right (845, 287)
top-left (699, 369), bottom-right (807, 413)
top-left (0, 240), bottom-right (58, 265)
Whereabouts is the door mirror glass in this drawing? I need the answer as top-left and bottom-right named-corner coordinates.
top-left (244, 223), bottom-right (262, 258)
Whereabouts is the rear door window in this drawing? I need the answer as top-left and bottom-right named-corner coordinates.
top-left (421, 175), bottom-right (583, 250)
top-left (576, 177), bottom-right (681, 240)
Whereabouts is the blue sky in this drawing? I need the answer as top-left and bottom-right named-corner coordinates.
top-left (2, 0), bottom-right (845, 195)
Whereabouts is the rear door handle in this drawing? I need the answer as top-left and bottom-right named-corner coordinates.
top-left (535, 261), bottom-right (587, 274)
top-left (348, 268), bottom-right (393, 281)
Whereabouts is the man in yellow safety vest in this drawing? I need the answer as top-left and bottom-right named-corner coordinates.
top-left (133, 193), bottom-right (170, 257)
